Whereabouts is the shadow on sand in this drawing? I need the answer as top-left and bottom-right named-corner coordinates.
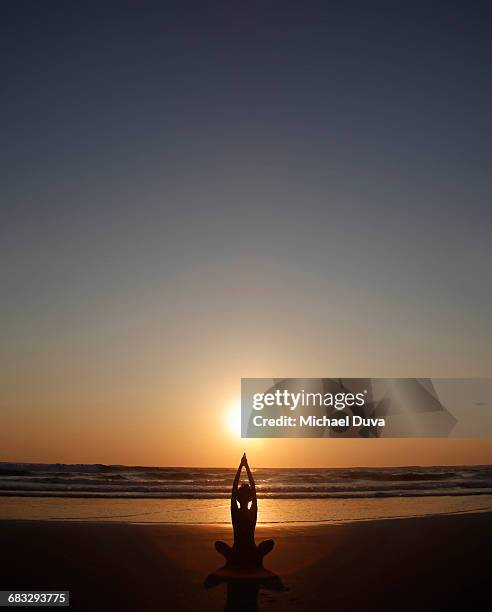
top-left (204, 567), bottom-right (286, 611)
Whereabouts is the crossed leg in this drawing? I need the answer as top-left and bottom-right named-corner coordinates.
top-left (215, 540), bottom-right (233, 562)
top-left (215, 539), bottom-right (274, 567)
top-left (257, 539), bottom-right (274, 558)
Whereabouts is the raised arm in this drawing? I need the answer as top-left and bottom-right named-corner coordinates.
top-left (231, 454), bottom-right (245, 513)
top-left (244, 456), bottom-right (257, 516)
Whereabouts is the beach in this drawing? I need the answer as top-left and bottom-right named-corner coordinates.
top-left (1, 510), bottom-right (490, 611)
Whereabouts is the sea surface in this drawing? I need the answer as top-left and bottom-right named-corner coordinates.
top-left (1, 463), bottom-right (491, 499)
top-left (1, 463), bottom-right (491, 524)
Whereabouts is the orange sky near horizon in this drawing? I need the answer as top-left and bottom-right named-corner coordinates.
top-left (2, 428), bottom-right (492, 469)
top-left (2, 331), bottom-right (492, 468)
top-left (2, 379), bottom-right (492, 468)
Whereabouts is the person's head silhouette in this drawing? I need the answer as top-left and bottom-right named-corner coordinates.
top-left (236, 483), bottom-right (252, 508)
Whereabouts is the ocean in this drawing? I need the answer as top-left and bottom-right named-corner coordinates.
top-left (1, 463), bottom-right (491, 524)
top-left (1, 463), bottom-right (491, 500)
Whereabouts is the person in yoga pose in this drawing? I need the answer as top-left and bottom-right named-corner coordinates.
top-left (215, 453), bottom-right (274, 569)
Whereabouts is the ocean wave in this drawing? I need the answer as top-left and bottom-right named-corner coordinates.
top-left (0, 463), bottom-right (490, 500)
top-left (1, 489), bottom-right (491, 500)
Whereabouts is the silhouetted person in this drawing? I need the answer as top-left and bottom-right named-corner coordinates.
top-left (215, 453), bottom-right (274, 569)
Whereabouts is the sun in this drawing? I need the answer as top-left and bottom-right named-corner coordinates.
top-left (226, 401), bottom-right (242, 438)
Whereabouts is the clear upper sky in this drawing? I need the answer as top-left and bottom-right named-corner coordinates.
top-left (1, 1), bottom-right (491, 466)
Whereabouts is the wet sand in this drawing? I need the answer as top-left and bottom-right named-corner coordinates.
top-left (0, 511), bottom-right (490, 611)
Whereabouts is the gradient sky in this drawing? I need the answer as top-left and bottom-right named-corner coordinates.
top-left (1, 1), bottom-right (491, 467)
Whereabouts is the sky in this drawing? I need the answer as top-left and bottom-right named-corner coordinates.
top-left (1, 1), bottom-right (491, 467)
